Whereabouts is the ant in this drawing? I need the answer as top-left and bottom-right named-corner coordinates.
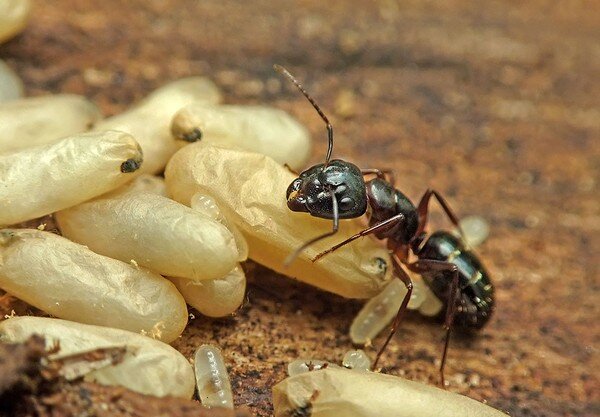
top-left (274, 64), bottom-right (495, 386)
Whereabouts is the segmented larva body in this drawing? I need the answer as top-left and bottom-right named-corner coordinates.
top-left (194, 345), bottom-right (234, 409)
top-left (342, 350), bottom-right (371, 371)
top-left (350, 279), bottom-right (441, 344)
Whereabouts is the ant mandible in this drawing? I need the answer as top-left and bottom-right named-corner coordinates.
top-left (274, 64), bottom-right (495, 387)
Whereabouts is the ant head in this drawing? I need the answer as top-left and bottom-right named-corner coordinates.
top-left (287, 159), bottom-right (367, 219)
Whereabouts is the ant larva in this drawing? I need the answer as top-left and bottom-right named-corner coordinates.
top-left (275, 64), bottom-right (494, 386)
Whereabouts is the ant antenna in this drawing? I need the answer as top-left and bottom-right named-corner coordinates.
top-left (274, 64), bottom-right (333, 167)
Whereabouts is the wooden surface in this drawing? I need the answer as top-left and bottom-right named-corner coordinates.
top-left (1, 1), bottom-right (598, 416)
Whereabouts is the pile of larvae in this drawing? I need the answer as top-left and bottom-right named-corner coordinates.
top-left (0, 3), bottom-right (502, 416)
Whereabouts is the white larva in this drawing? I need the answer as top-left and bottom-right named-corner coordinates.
top-left (0, 59), bottom-right (23, 102)
top-left (55, 190), bottom-right (239, 282)
top-left (0, 94), bottom-right (102, 154)
top-left (171, 103), bottom-right (311, 171)
top-left (273, 368), bottom-right (507, 417)
top-left (0, 317), bottom-right (196, 398)
top-left (194, 345), bottom-right (234, 409)
top-left (349, 278), bottom-right (442, 344)
top-left (454, 215), bottom-right (490, 248)
top-left (287, 359), bottom-right (343, 377)
top-left (342, 350), bottom-right (371, 371)
top-left (165, 143), bottom-right (392, 299)
top-left (0, 130), bottom-right (142, 226)
top-left (93, 77), bottom-right (222, 174)
top-left (0, 0), bottom-right (31, 44)
top-left (190, 193), bottom-right (249, 260)
top-left (0, 229), bottom-right (188, 343)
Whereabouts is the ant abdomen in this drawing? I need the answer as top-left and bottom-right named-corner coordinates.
top-left (416, 231), bottom-right (494, 330)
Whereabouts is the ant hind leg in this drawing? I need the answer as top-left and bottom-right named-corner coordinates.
top-left (372, 254), bottom-right (413, 369)
top-left (405, 259), bottom-right (460, 388)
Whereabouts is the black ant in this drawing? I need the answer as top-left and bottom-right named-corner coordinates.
top-left (274, 64), bottom-right (495, 386)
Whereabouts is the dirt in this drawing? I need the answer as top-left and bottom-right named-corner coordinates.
top-left (0, 1), bottom-right (598, 416)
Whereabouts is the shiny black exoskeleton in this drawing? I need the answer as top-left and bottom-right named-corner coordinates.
top-left (415, 231), bottom-right (494, 330)
top-left (275, 64), bottom-right (495, 386)
top-left (286, 160), bottom-right (367, 219)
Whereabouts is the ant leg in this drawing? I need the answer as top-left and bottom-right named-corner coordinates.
top-left (284, 188), bottom-right (339, 266)
top-left (415, 189), bottom-right (469, 247)
top-left (405, 259), bottom-right (460, 388)
top-left (312, 213), bottom-right (405, 262)
top-left (361, 168), bottom-right (396, 187)
top-left (372, 254), bottom-right (413, 369)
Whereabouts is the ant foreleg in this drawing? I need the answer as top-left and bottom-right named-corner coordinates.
top-left (405, 259), bottom-right (460, 388)
top-left (360, 168), bottom-right (396, 187)
top-left (372, 254), bottom-right (413, 369)
top-left (312, 213), bottom-right (405, 262)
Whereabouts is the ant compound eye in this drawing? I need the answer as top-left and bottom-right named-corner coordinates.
top-left (339, 197), bottom-right (354, 210)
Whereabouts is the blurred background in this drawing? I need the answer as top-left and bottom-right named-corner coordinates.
top-left (1, 1), bottom-right (598, 416)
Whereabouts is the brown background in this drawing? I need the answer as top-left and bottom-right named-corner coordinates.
top-left (1, 1), bottom-right (599, 416)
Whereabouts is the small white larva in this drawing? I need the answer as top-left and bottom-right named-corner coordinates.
top-left (190, 193), bottom-right (248, 262)
top-left (0, 0), bottom-right (31, 44)
top-left (93, 77), bottom-right (222, 174)
top-left (194, 345), bottom-right (234, 409)
top-left (0, 59), bottom-right (23, 102)
top-left (287, 359), bottom-right (343, 377)
top-left (0, 229), bottom-right (188, 343)
top-left (171, 103), bottom-right (311, 171)
top-left (0, 317), bottom-right (196, 398)
top-left (273, 368), bottom-right (507, 417)
top-left (350, 278), bottom-right (440, 344)
top-left (55, 189), bottom-right (239, 282)
top-left (454, 215), bottom-right (490, 248)
top-left (165, 143), bottom-right (392, 299)
top-left (0, 130), bottom-right (142, 226)
top-left (342, 350), bottom-right (371, 371)
top-left (0, 94), bottom-right (102, 154)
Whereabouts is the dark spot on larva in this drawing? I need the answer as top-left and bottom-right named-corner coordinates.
top-left (181, 127), bottom-right (202, 143)
top-left (120, 158), bottom-right (142, 173)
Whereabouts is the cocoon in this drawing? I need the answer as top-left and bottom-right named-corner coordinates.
top-left (93, 77), bottom-right (222, 174)
top-left (0, 229), bottom-right (188, 343)
top-left (0, 317), bottom-right (195, 398)
top-left (165, 143), bottom-right (392, 299)
top-left (0, 130), bottom-right (142, 226)
top-left (171, 103), bottom-right (311, 170)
